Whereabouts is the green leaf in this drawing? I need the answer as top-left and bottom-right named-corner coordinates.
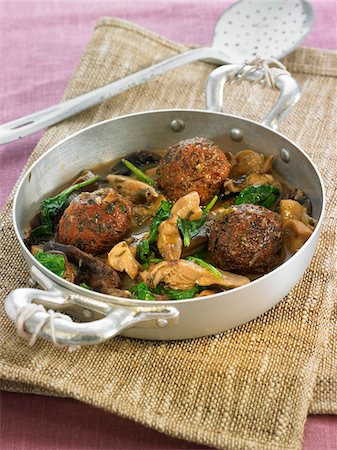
top-left (137, 239), bottom-right (151, 263)
top-left (131, 281), bottom-right (205, 300)
top-left (177, 216), bottom-right (203, 247)
top-left (186, 256), bottom-right (222, 279)
top-left (152, 285), bottom-right (203, 300)
top-left (35, 252), bottom-right (66, 278)
top-left (177, 195), bottom-right (218, 248)
top-left (31, 224), bottom-right (54, 238)
top-left (122, 159), bottom-right (156, 185)
top-left (234, 185), bottom-right (280, 208)
top-left (137, 201), bottom-right (173, 263)
top-left (177, 218), bottom-right (192, 247)
top-left (203, 194), bottom-right (218, 213)
top-left (130, 282), bottom-right (156, 301)
top-left (147, 201), bottom-right (173, 242)
top-left (80, 283), bottom-right (93, 290)
top-left (32, 175), bottom-right (99, 237)
top-left (141, 258), bottom-right (164, 270)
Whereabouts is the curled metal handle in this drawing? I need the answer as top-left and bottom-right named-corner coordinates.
top-left (5, 266), bottom-right (179, 347)
top-left (206, 63), bottom-right (301, 130)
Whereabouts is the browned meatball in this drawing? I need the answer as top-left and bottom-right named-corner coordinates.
top-left (156, 137), bottom-right (231, 205)
top-left (58, 188), bottom-right (132, 255)
top-left (208, 204), bottom-right (282, 274)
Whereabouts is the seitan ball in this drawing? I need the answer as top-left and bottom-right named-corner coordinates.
top-left (208, 204), bottom-right (282, 274)
top-left (156, 137), bottom-right (231, 205)
top-left (58, 188), bottom-right (132, 255)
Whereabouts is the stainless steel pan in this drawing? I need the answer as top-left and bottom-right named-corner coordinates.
top-left (5, 63), bottom-right (325, 347)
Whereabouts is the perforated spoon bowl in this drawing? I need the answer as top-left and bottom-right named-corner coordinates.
top-left (0, 0), bottom-right (314, 144)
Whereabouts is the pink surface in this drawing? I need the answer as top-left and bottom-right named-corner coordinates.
top-left (0, 2), bottom-right (336, 449)
top-left (0, 391), bottom-right (336, 450)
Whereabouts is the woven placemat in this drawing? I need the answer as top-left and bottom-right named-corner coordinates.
top-left (0, 18), bottom-right (336, 450)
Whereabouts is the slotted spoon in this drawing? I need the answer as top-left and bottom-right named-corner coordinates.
top-left (0, 0), bottom-right (314, 144)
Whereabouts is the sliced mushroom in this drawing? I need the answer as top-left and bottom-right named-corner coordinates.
top-left (157, 192), bottom-right (203, 261)
top-left (196, 289), bottom-right (220, 297)
top-left (107, 241), bottom-right (141, 280)
top-left (280, 199), bottom-right (316, 231)
top-left (224, 173), bottom-right (282, 194)
top-left (144, 167), bottom-right (158, 178)
top-left (171, 191), bottom-right (203, 220)
top-left (141, 259), bottom-right (250, 290)
top-left (286, 187), bottom-right (312, 215)
top-left (107, 174), bottom-right (158, 204)
top-left (279, 199), bottom-right (303, 224)
top-left (131, 194), bottom-right (167, 231)
top-left (43, 242), bottom-right (132, 297)
top-left (157, 216), bottom-right (183, 261)
top-left (229, 150), bottom-right (273, 179)
top-left (31, 245), bottom-right (43, 256)
top-left (301, 212), bottom-right (317, 230)
top-left (282, 219), bottom-right (313, 253)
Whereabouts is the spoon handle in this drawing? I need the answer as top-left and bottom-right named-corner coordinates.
top-left (0, 47), bottom-right (227, 145)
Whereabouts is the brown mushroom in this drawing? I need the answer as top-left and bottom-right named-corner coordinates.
top-left (171, 191), bottom-right (203, 220)
top-left (107, 241), bottom-right (141, 280)
top-left (229, 150), bottom-right (273, 179)
top-left (157, 216), bottom-right (183, 261)
top-left (157, 192), bottom-right (203, 261)
top-left (286, 187), bottom-right (312, 215)
top-left (43, 242), bottom-right (132, 297)
top-left (224, 173), bottom-right (282, 194)
top-left (31, 245), bottom-right (43, 256)
top-left (141, 259), bottom-right (250, 290)
top-left (196, 289), bottom-right (220, 297)
top-left (107, 174), bottom-right (158, 204)
top-left (282, 219), bottom-right (313, 253)
top-left (131, 194), bottom-right (167, 230)
top-left (279, 199), bottom-right (316, 231)
top-left (279, 199), bottom-right (303, 224)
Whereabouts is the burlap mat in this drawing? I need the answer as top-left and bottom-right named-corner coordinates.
top-left (0, 18), bottom-right (336, 450)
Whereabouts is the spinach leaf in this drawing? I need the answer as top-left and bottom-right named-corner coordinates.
top-left (130, 281), bottom-right (156, 301)
top-left (122, 159), bottom-right (156, 185)
top-left (177, 195), bottom-right (218, 247)
top-left (177, 217), bottom-right (203, 247)
top-left (80, 283), bottom-right (92, 290)
top-left (131, 281), bottom-right (205, 300)
top-left (137, 201), bottom-right (173, 262)
top-left (152, 285), bottom-right (203, 300)
top-left (32, 175), bottom-right (100, 238)
top-left (141, 258), bottom-right (164, 270)
top-left (35, 251), bottom-right (66, 278)
top-left (148, 201), bottom-right (173, 241)
top-left (137, 239), bottom-right (151, 263)
top-left (234, 185), bottom-right (280, 208)
top-left (186, 256), bottom-right (222, 279)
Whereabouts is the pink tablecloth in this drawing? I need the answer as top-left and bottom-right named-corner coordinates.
top-left (0, 2), bottom-right (336, 449)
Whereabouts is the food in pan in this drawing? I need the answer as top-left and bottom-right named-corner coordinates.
top-left (156, 137), bottom-right (231, 204)
top-left (208, 204), bottom-right (283, 274)
top-left (27, 137), bottom-right (316, 301)
top-left (58, 188), bottom-right (132, 255)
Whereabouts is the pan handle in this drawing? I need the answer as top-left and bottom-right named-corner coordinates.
top-left (206, 61), bottom-right (301, 130)
top-left (5, 266), bottom-right (179, 348)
